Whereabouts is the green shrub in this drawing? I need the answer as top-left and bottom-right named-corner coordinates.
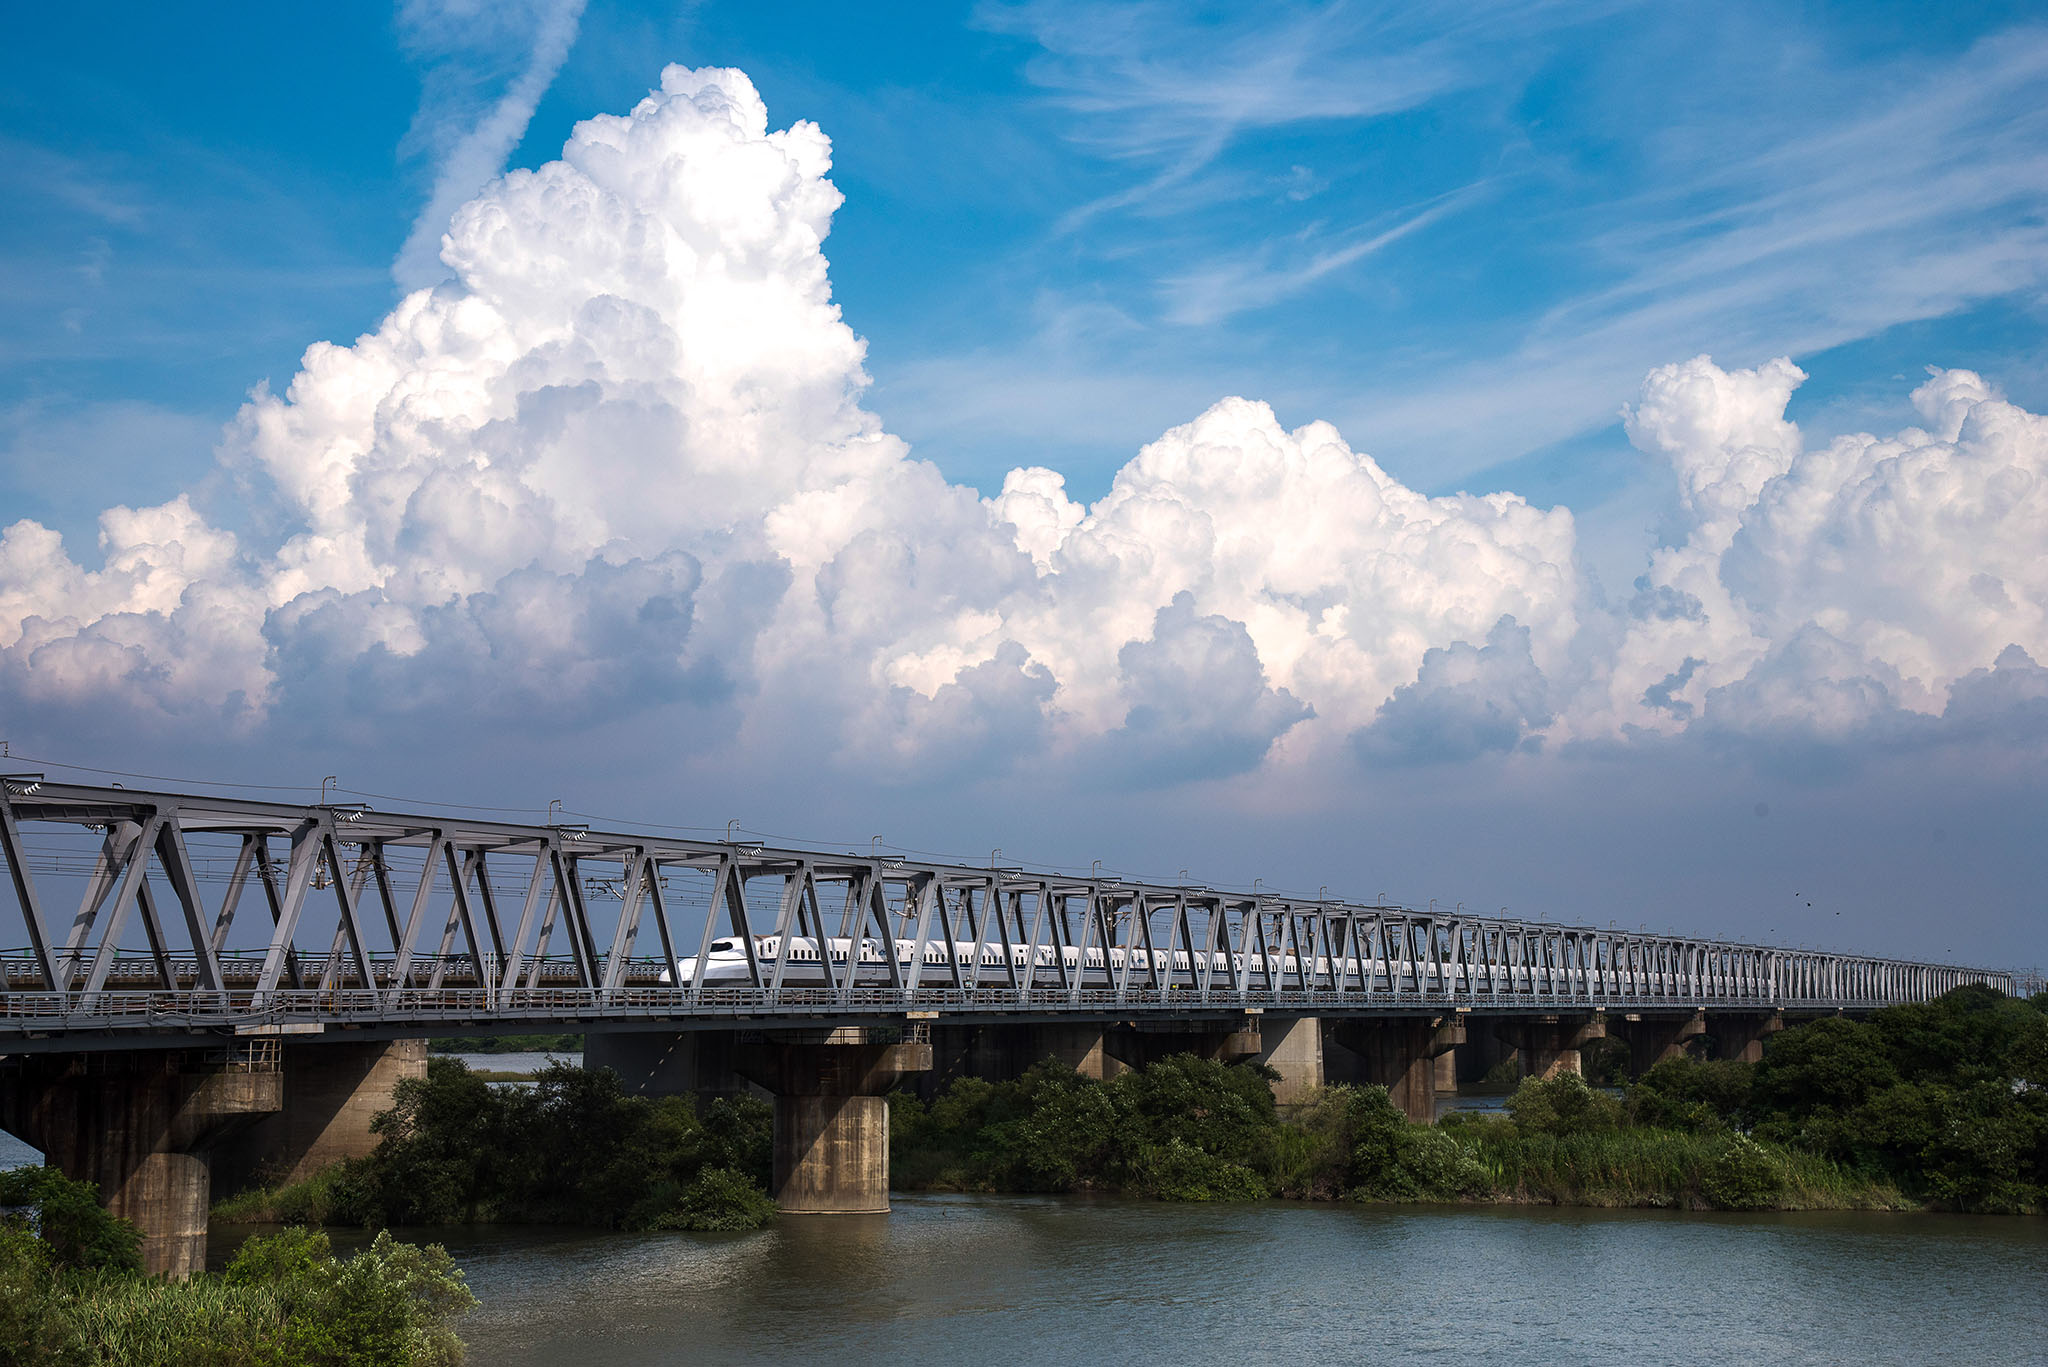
top-left (1627, 1057), bottom-right (1754, 1132)
top-left (1505, 1073), bottom-right (1623, 1137)
top-left (273, 1230), bottom-right (474, 1367)
top-left (222, 1226), bottom-right (331, 1287)
top-left (1340, 1086), bottom-right (1487, 1202)
top-left (1265, 1085), bottom-right (1385, 1199)
top-left (0, 1224), bottom-right (472, 1366)
top-left (652, 1168), bottom-right (778, 1232)
top-left (1699, 1135), bottom-right (1786, 1210)
top-left (0, 1168), bottom-right (141, 1273)
top-left (0, 1225), bottom-right (74, 1366)
top-left (1128, 1138), bottom-right (1268, 1201)
top-left (211, 1159), bottom-right (379, 1229)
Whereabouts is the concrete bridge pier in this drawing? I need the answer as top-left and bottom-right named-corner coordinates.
top-left (1026, 1024), bottom-right (1120, 1080)
top-left (1497, 1014), bottom-right (1605, 1080)
top-left (1710, 1010), bottom-right (1785, 1064)
top-left (925, 1018), bottom-right (1313, 1107)
top-left (1326, 1016), bottom-right (1462, 1122)
top-left (1255, 1016), bottom-right (1324, 1107)
top-left (1454, 1023), bottom-right (1513, 1086)
top-left (1106, 1019), bottom-right (1263, 1071)
top-left (735, 1028), bottom-right (932, 1214)
top-left (0, 1050), bottom-right (282, 1278)
top-left (210, 1039), bottom-right (427, 1193)
top-left (1620, 1011), bottom-right (1708, 1074)
top-left (923, 1023), bottom-right (1126, 1094)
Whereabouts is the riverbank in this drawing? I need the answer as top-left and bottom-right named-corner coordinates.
top-left (886, 1057), bottom-right (1920, 1213)
top-left (213, 1056), bottom-right (1915, 1227)
top-left (883, 985), bottom-right (2045, 1215)
top-left (215, 986), bottom-right (2045, 1228)
top-left (212, 1059), bottom-right (779, 1234)
top-left (1, 1169), bottom-right (472, 1366)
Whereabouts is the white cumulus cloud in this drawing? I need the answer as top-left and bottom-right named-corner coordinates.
top-left (1607, 356), bottom-right (2048, 747)
top-left (0, 66), bottom-right (2041, 783)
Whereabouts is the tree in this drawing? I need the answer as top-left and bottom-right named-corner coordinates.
top-left (0, 1167), bottom-right (141, 1272)
top-left (1751, 1017), bottom-right (1897, 1120)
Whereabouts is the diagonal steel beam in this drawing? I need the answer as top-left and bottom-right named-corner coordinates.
top-left (153, 816), bottom-right (225, 992)
top-left (79, 812), bottom-right (166, 1002)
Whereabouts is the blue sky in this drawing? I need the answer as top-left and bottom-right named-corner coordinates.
top-left (8, 2), bottom-right (2045, 542)
top-left (1, 2), bottom-right (2043, 965)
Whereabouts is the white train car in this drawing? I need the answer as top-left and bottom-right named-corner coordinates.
top-left (669, 935), bottom-right (1756, 997)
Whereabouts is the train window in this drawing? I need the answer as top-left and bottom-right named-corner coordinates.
top-left (709, 940), bottom-right (735, 953)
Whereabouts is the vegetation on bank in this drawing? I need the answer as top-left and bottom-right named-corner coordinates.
top-left (0, 1168), bottom-right (472, 1366)
top-left (214, 1059), bottom-right (775, 1233)
top-left (886, 1055), bottom-right (1883, 1210)
top-left (889, 986), bottom-right (2046, 1213)
top-left (219, 987), bottom-right (2044, 1237)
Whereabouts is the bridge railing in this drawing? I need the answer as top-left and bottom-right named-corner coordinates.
top-left (0, 982), bottom-right (1958, 1033)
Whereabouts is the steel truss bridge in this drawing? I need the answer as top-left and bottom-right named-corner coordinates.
top-left (0, 780), bottom-right (2010, 1049)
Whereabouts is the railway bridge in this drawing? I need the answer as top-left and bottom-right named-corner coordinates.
top-left (0, 778), bottom-right (2011, 1273)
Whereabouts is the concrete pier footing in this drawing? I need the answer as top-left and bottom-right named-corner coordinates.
top-left (590, 1026), bottom-right (932, 1214)
top-left (1326, 1016), bottom-right (1462, 1122)
top-left (211, 1039), bottom-right (426, 1192)
top-left (1710, 1010), bottom-right (1785, 1064)
top-left (0, 1050), bottom-right (283, 1277)
top-left (1495, 1014), bottom-right (1605, 1080)
top-left (736, 1028), bottom-right (932, 1215)
top-left (773, 1093), bottom-right (890, 1214)
top-left (1255, 1016), bottom-right (1324, 1107)
top-left (1621, 1011), bottom-right (1708, 1074)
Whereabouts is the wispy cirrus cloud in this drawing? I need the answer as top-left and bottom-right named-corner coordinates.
top-left (911, 6), bottom-right (2048, 505)
top-left (1160, 185), bottom-right (1485, 326)
top-left (391, 0), bottom-right (588, 292)
top-left (979, 0), bottom-right (1615, 225)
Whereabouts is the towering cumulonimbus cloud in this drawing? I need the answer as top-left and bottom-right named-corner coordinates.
top-left (1608, 356), bottom-right (2048, 748)
top-left (0, 66), bottom-right (2042, 779)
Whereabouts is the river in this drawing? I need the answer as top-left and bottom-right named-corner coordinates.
top-left (333, 1196), bottom-right (2047, 1366)
top-left (7, 1090), bottom-right (2042, 1363)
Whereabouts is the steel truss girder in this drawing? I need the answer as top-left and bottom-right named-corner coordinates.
top-left (0, 781), bottom-right (2011, 1039)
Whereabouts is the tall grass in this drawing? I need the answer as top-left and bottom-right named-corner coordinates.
top-left (47, 1273), bottom-right (293, 1367)
top-left (211, 1161), bottom-right (361, 1226)
top-left (1449, 1120), bottom-right (1908, 1210)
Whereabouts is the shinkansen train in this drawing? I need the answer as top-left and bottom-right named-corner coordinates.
top-left (667, 935), bottom-right (1738, 994)
top-left (673, 935), bottom-right (1278, 987)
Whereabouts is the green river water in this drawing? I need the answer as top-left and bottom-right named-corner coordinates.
top-left (308, 1195), bottom-right (2048, 1366)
